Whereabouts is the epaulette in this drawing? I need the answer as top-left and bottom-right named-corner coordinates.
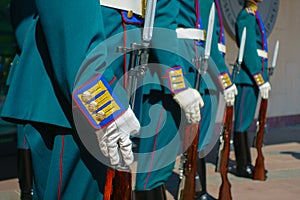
top-left (245, 7), bottom-right (256, 15)
top-left (73, 75), bottom-right (125, 129)
top-left (167, 66), bottom-right (187, 93)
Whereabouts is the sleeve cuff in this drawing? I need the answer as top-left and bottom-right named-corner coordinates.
top-left (166, 66), bottom-right (187, 93)
top-left (72, 74), bottom-right (126, 129)
top-left (218, 72), bottom-right (233, 90)
top-left (253, 72), bottom-right (266, 86)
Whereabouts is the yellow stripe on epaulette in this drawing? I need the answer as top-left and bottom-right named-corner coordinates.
top-left (73, 75), bottom-right (125, 129)
top-left (218, 72), bottom-right (233, 90)
top-left (167, 66), bottom-right (187, 93)
top-left (253, 72), bottom-right (265, 86)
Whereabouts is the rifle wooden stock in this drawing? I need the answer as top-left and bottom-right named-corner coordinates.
top-left (218, 105), bottom-right (233, 200)
top-left (253, 98), bottom-right (268, 181)
top-left (178, 123), bottom-right (199, 200)
top-left (104, 168), bottom-right (132, 200)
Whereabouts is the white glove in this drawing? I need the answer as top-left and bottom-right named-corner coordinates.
top-left (259, 82), bottom-right (271, 99)
top-left (173, 88), bottom-right (204, 123)
top-left (95, 107), bottom-right (140, 166)
top-left (223, 84), bottom-right (238, 106)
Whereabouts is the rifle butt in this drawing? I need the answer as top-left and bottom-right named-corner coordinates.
top-left (218, 180), bottom-right (232, 200)
top-left (253, 154), bottom-right (266, 181)
top-left (253, 99), bottom-right (268, 181)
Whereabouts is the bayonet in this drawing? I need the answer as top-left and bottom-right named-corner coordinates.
top-left (192, 3), bottom-right (215, 76)
top-left (117, 0), bottom-right (157, 108)
top-left (269, 40), bottom-right (279, 77)
top-left (238, 27), bottom-right (246, 65)
top-left (204, 3), bottom-right (215, 60)
top-left (232, 27), bottom-right (246, 81)
top-left (142, 0), bottom-right (157, 46)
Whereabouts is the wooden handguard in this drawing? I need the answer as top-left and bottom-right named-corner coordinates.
top-left (218, 106), bottom-right (233, 200)
top-left (253, 99), bottom-right (268, 181)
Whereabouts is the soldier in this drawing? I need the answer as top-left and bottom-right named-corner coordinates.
top-left (2, 0), bottom-right (141, 199)
top-left (176, 0), bottom-right (237, 199)
top-left (133, 0), bottom-right (204, 199)
top-left (4, 0), bottom-right (109, 199)
top-left (233, 0), bottom-right (271, 178)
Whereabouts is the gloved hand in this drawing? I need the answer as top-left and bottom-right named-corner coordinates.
top-left (223, 84), bottom-right (238, 106)
top-left (173, 88), bottom-right (204, 123)
top-left (259, 82), bottom-right (271, 99)
top-left (95, 107), bottom-right (140, 166)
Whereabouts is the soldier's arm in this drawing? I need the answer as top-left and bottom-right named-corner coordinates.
top-left (34, 0), bottom-right (130, 116)
top-left (34, 0), bottom-right (139, 166)
top-left (201, 0), bottom-right (234, 91)
top-left (150, 0), bottom-right (191, 93)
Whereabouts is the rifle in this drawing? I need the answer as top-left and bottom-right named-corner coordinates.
top-left (177, 4), bottom-right (215, 200)
top-left (217, 106), bottom-right (233, 200)
top-left (216, 27), bottom-right (246, 200)
top-left (253, 40), bottom-right (279, 181)
top-left (103, 1), bottom-right (157, 199)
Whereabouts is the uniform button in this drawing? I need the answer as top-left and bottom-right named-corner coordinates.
top-left (127, 10), bottom-right (133, 18)
top-left (81, 91), bottom-right (92, 103)
top-left (88, 101), bottom-right (97, 112)
top-left (96, 111), bottom-right (106, 121)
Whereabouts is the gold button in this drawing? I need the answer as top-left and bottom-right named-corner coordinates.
top-left (96, 111), bottom-right (106, 121)
top-left (88, 101), bottom-right (97, 112)
top-left (81, 91), bottom-right (92, 103)
top-left (127, 10), bottom-right (133, 19)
